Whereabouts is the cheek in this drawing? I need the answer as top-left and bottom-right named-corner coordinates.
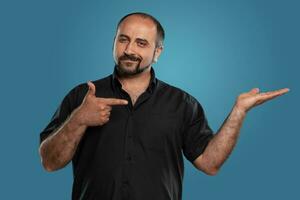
top-left (141, 57), bottom-right (152, 65)
top-left (113, 46), bottom-right (123, 60)
top-left (140, 51), bottom-right (155, 65)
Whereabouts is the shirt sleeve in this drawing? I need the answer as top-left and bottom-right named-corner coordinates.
top-left (182, 96), bottom-right (214, 163)
top-left (39, 84), bottom-right (86, 144)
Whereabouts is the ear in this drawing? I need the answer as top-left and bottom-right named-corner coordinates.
top-left (112, 36), bottom-right (116, 51)
top-left (154, 46), bottom-right (163, 62)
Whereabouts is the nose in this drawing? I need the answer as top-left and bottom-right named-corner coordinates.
top-left (124, 42), bottom-right (136, 55)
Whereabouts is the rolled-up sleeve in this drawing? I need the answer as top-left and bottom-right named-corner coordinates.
top-left (182, 97), bottom-right (214, 163)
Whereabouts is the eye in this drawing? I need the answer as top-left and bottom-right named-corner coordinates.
top-left (118, 38), bottom-right (128, 43)
top-left (137, 41), bottom-right (147, 47)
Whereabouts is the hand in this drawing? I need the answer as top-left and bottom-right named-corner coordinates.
top-left (72, 81), bottom-right (128, 127)
top-left (235, 87), bottom-right (290, 113)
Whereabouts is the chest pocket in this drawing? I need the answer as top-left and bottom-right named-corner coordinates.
top-left (134, 113), bottom-right (181, 155)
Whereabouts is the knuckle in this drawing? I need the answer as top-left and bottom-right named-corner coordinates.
top-left (101, 112), bottom-right (107, 117)
top-left (100, 115), bottom-right (109, 121)
top-left (99, 105), bottom-right (106, 110)
top-left (102, 118), bottom-right (109, 123)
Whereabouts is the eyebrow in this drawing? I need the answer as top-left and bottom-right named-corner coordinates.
top-left (136, 38), bottom-right (149, 45)
top-left (119, 34), bottom-right (130, 40)
top-left (118, 34), bottom-right (150, 45)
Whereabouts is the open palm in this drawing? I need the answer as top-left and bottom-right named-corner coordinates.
top-left (235, 88), bottom-right (290, 112)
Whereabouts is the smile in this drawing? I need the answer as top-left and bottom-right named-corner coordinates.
top-left (121, 60), bottom-right (138, 63)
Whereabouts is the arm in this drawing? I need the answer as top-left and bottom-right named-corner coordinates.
top-left (193, 88), bottom-right (289, 175)
top-left (39, 109), bottom-right (87, 172)
top-left (39, 81), bottom-right (128, 172)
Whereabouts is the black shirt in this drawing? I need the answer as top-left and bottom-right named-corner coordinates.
top-left (40, 67), bottom-right (214, 200)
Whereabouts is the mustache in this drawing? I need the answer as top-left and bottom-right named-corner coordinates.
top-left (119, 53), bottom-right (142, 62)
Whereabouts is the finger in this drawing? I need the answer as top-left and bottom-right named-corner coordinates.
top-left (102, 117), bottom-right (110, 123)
top-left (104, 111), bottom-right (111, 117)
top-left (257, 88), bottom-right (289, 104)
top-left (260, 88), bottom-right (290, 97)
top-left (104, 106), bottom-right (112, 112)
top-left (87, 81), bottom-right (96, 96)
top-left (249, 88), bottom-right (260, 95)
top-left (99, 104), bottom-right (109, 111)
top-left (99, 98), bottom-right (128, 106)
top-left (273, 88), bottom-right (290, 95)
top-left (99, 105), bottom-right (112, 111)
top-left (101, 111), bottom-right (110, 118)
top-left (256, 95), bottom-right (280, 106)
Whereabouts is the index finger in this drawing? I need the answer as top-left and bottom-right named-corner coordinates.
top-left (99, 98), bottom-right (128, 106)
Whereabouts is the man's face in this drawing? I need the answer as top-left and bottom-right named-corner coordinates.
top-left (113, 15), bottom-right (162, 76)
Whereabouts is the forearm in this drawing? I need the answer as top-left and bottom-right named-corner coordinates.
top-left (194, 87), bottom-right (289, 175)
top-left (201, 105), bottom-right (246, 173)
top-left (39, 109), bottom-right (87, 172)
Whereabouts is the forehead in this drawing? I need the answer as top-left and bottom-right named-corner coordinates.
top-left (117, 15), bottom-right (157, 41)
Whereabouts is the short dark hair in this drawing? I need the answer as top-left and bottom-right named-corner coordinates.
top-left (116, 12), bottom-right (165, 48)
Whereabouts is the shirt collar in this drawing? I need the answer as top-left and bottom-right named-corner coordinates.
top-left (112, 65), bottom-right (157, 94)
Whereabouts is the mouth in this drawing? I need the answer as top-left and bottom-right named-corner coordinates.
top-left (121, 59), bottom-right (138, 63)
top-left (119, 60), bottom-right (139, 68)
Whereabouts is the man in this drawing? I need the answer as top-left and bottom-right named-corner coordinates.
top-left (39, 12), bottom-right (289, 200)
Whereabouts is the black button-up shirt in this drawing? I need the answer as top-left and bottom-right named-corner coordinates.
top-left (40, 66), bottom-right (214, 200)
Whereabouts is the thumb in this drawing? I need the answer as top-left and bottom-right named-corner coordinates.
top-left (249, 88), bottom-right (260, 94)
top-left (87, 81), bottom-right (96, 96)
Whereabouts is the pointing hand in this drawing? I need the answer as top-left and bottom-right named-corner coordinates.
top-left (72, 81), bottom-right (128, 127)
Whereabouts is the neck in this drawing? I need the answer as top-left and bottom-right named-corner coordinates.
top-left (117, 67), bottom-right (152, 91)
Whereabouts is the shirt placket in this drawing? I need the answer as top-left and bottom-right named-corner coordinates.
top-left (116, 82), bottom-right (152, 200)
top-left (121, 110), bottom-right (134, 200)
top-left (117, 89), bottom-right (134, 200)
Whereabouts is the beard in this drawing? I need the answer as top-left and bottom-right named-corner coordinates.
top-left (115, 52), bottom-right (153, 77)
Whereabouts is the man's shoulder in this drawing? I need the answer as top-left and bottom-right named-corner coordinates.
top-left (71, 74), bottom-right (112, 92)
top-left (65, 74), bottom-right (112, 102)
top-left (93, 74), bottom-right (112, 87)
top-left (77, 74), bottom-right (111, 88)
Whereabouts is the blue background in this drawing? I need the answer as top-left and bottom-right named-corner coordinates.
top-left (0, 0), bottom-right (299, 199)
